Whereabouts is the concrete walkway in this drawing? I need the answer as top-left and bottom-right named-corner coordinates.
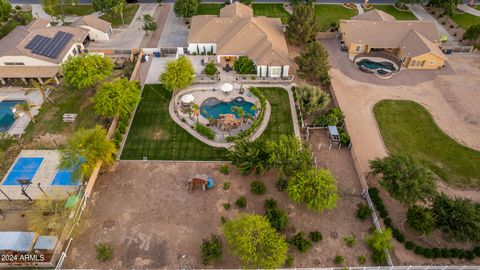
top-left (407, 4), bottom-right (459, 45)
top-left (158, 4), bottom-right (188, 47)
top-left (457, 4), bottom-right (480, 16)
top-left (355, 3), bottom-right (364, 14)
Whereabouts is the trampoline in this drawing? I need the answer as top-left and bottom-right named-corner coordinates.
top-left (2, 157), bottom-right (44, 185)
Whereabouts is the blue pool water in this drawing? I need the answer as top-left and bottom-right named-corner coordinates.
top-left (51, 169), bottom-right (79, 186)
top-left (200, 97), bottom-right (257, 119)
top-left (2, 157), bottom-right (44, 185)
top-left (357, 59), bottom-right (396, 72)
top-left (0, 100), bottom-right (23, 132)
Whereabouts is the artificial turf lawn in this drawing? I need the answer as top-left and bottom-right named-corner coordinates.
top-left (196, 4), bottom-right (224, 15)
top-left (252, 4), bottom-right (290, 24)
top-left (373, 100), bottom-right (480, 187)
top-left (314, 4), bottom-right (357, 31)
top-left (100, 4), bottom-right (139, 27)
top-left (45, 5), bottom-right (96, 16)
top-left (451, 12), bottom-right (480, 29)
top-left (373, 5), bottom-right (417, 20)
top-left (121, 85), bottom-right (294, 160)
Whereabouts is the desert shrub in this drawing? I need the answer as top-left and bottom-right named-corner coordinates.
top-left (343, 236), bottom-right (357, 247)
top-left (313, 108), bottom-right (344, 126)
top-left (15, 5), bottom-right (22, 10)
top-left (223, 203), bottom-right (230, 210)
top-left (383, 217), bottom-right (392, 227)
top-left (358, 255), bottom-right (366, 264)
top-left (250, 180), bottom-right (267, 195)
top-left (407, 205), bottom-right (436, 235)
top-left (265, 207), bottom-right (288, 232)
top-left (219, 164), bottom-right (229, 175)
top-left (275, 176), bottom-right (288, 191)
top-left (223, 181), bottom-right (230, 190)
top-left (392, 228), bottom-right (405, 243)
top-left (285, 255), bottom-right (294, 267)
top-left (290, 231), bottom-right (312, 253)
top-left (334, 255), bottom-right (344, 265)
top-left (201, 234), bottom-right (222, 265)
top-left (195, 123), bottom-right (215, 140)
top-left (339, 129), bottom-right (350, 145)
top-left (356, 202), bottom-right (372, 221)
top-left (309, 230), bottom-right (323, 242)
top-left (365, 229), bottom-right (392, 265)
top-left (235, 196), bottom-right (247, 208)
top-left (264, 198), bottom-right (277, 210)
top-left (95, 243), bottom-right (114, 262)
top-left (404, 241), bottom-right (416, 250)
top-left (204, 62), bottom-right (217, 76)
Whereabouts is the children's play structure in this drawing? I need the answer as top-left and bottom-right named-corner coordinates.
top-left (188, 174), bottom-right (214, 192)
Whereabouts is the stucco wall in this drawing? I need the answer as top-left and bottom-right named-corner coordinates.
top-left (188, 43), bottom-right (217, 54)
top-left (405, 53), bottom-right (445, 69)
top-left (81, 25), bottom-right (110, 41)
top-left (0, 55), bottom-right (56, 66)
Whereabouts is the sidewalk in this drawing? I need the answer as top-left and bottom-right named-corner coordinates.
top-left (407, 4), bottom-right (459, 46)
top-left (457, 4), bottom-right (480, 17)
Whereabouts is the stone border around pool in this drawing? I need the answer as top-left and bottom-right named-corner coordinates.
top-left (169, 85), bottom-right (272, 148)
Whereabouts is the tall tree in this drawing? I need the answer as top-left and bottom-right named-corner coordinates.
top-left (295, 41), bottom-right (331, 86)
top-left (295, 84), bottom-right (331, 115)
top-left (91, 78), bottom-right (141, 123)
top-left (428, 0), bottom-right (460, 16)
top-left (137, 14), bottom-right (157, 34)
top-left (286, 4), bottom-right (321, 45)
top-left (233, 56), bottom-right (256, 74)
top-left (160, 56), bottom-right (195, 91)
top-left (14, 102), bottom-right (37, 123)
top-left (266, 135), bottom-right (312, 177)
top-left (112, 0), bottom-right (126, 24)
top-left (61, 54), bottom-right (113, 90)
top-left (0, 0), bottom-right (12, 22)
top-left (287, 168), bottom-right (339, 212)
top-left (174, 0), bottom-right (199, 18)
top-left (232, 106), bottom-right (245, 124)
top-left (93, 0), bottom-right (124, 17)
top-left (60, 126), bottom-right (117, 178)
top-left (369, 154), bottom-right (437, 207)
top-left (223, 214), bottom-right (288, 269)
top-left (463, 24), bottom-right (480, 45)
top-left (23, 78), bottom-right (57, 103)
top-left (227, 139), bottom-right (272, 175)
top-left (191, 103), bottom-right (200, 122)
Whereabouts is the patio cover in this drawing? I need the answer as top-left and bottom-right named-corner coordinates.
top-left (0, 232), bottom-right (36, 252)
top-left (33, 236), bottom-right (58, 251)
top-left (328, 126), bottom-right (339, 136)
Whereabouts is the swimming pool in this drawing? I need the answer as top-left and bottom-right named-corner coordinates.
top-left (0, 100), bottom-right (23, 132)
top-left (357, 59), bottom-right (396, 72)
top-left (200, 97), bottom-right (257, 119)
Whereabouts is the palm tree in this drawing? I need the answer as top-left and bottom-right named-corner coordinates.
top-left (191, 103), bottom-right (200, 122)
top-left (14, 102), bottom-right (38, 123)
top-left (232, 106), bottom-right (245, 124)
top-left (24, 78), bottom-right (57, 103)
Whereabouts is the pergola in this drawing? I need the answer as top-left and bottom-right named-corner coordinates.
top-left (0, 66), bottom-right (60, 85)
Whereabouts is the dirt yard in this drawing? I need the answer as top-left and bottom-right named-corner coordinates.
top-left (65, 154), bottom-right (374, 268)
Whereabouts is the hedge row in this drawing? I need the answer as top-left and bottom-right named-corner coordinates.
top-left (368, 188), bottom-right (480, 260)
top-left (112, 113), bottom-right (130, 149)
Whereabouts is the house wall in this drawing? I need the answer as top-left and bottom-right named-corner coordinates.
top-left (60, 43), bottom-right (85, 63)
top-left (404, 53), bottom-right (445, 70)
top-left (256, 65), bottom-right (289, 77)
top-left (0, 55), bottom-right (56, 66)
top-left (80, 25), bottom-right (110, 41)
top-left (348, 43), bottom-right (368, 55)
top-left (188, 43), bottom-right (217, 54)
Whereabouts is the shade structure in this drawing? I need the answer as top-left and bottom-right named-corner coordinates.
top-left (221, 83), bottom-right (233, 92)
top-left (181, 94), bottom-right (195, 103)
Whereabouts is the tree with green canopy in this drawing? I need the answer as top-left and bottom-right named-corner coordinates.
top-left (91, 78), bottom-right (141, 123)
top-left (14, 102), bottom-right (37, 123)
top-left (464, 24), bottom-right (480, 46)
top-left (295, 84), bottom-right (330, 115)
top-left (61, 54), bottom-right (113, 90)
top-left (160, 56), bottom-right (195, 91)
top-left (286, 4), bottom-right (321, 45)
top-left (266, 135), bottom-right (312, 177)
top-left (295, 41), bottom-right (331, 86)
top-left (40, 0), bottom-right (60, 21)
top-left (227, 139), bottom-right (272, 175)
top-left (223, 214), bottom-right (288, 268)
top-left (369, 154), bottom-right (437, 207)
top-left (93, 0), bottom-right (125, 18)
top-left (174, 0), bottom-right (199, 18)
top-left (0, 0), bottom-right (12, 22)
top-left (23, 78), bottom-right (57, 103)
top-left (233, 56), bottom-right (256, 74)
top-left (287, 168), bottom-right (339, 212)
top-left (428, 0), bottom-right (460, 16)
top-left (407, 205), bottom-right (437, 236)
top-left (365, 228), bottom-right (392, 265)
top-left (60, 126), bottom-right (116, 178)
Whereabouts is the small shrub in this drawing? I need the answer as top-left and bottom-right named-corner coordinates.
top-left (343, 236), bottom-right (357, 247)
top-left (264, 198), bottom-right (277, 210)
top-left (414, 246), bottom-right (425, 255)
top-left (275, 177), bottom-right (288, 191)
top-left (95, 243), bottom-right (114, 262)
top-left (465, 251), bottom-right (475, 260)
top-left (285, 254), bottom-right (294, 267)
top-left (219, 164), bottom-right (229, 175)
top-left (221, 216), bottom-right (227, 224)
top-left (371, 249), bottom-right (387, 265)
top-left (473, 246), bottom-right (480, 256)
top-left (383, 217), bottom-right (392, 227)
top-left (204, 62), bottom-right (217, 76)
top-left (392, 228), bottom-right (405, 243)
top-left (223, 181), bottom-right (230, 190)
top-left (309, 230), bottom-right (323, 242)
top-left (223, 203), bottom-right (230, 210)
top-left (442, 248), bottom-right (452, 258)
top-left (334, 255), bottom-right (344, 265)
top-left (235, 196), bottom-right (246, 208)
top-left (313, 108), bottom-right (344, 126)
top-left (265, 207), bottom-right (288, 232)
top-left (251, 76), bottom-right (256, 80)
top-left (200, 234), bottom-right (222, 265)
top-left (15, 5), bottom-right (22, 10)
top-left (250, 180), bottom-right (266, 195)
top-left (356, 203), bottom-right (372, 221)
top-left (404, 241), bottom-right (416, 250)
top-left (290, 232), bottom-right (312, 253)
top-left (358, 255), bottom-right (366, 265)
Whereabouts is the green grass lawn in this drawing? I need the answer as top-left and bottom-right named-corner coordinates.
top-left (196, 4), bottom-right (224, 15)
top-left (252, 4), bottom-right (290, 24)
top-left (121, 85), bottom-right (227, 161)
top-left (100, 4), bottom-right (139, 28)
top-left (373, 5), bottom-right (417, 20)
top-left (373, 100), bottom-right (480, 187)
top-left (314, 4), bottom-right (357, 31)
top-left (451, 12), bottom-right (480, 29)
top-left (44, 5), bottom-right (95, 16)
top-left (258, 87), bottom-right (294, 140)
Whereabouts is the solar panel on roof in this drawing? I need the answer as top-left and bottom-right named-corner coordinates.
top-left (24, 31), bottom-right (73, 59)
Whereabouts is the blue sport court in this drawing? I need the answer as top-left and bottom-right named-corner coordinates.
top-left (2, 157), bottom-right (44, 185)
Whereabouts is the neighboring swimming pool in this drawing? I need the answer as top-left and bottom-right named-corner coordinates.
top-left (200, 97), bottom-right (257, 119)
top-left (0, 100), bottom-right (24, 132)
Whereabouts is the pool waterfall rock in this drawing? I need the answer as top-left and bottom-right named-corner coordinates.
top-left (170, 87), bottom-right (271, 148)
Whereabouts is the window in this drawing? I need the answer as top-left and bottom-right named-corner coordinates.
top-left (410, 60), bottom-right (416, 66)
top-left (355, 45), bottom-right (364, 52)
top-left (4, 62), bottom-right (25, 66)
top-left (428, 60), bottom-right (435, 65)
top-left (270, 67), bottom-right (281, 77)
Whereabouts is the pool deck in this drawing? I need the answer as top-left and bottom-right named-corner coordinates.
top-left (0, 87), bottom-right (43, 137)
top-left (0, 150), bottom-right (81, 201)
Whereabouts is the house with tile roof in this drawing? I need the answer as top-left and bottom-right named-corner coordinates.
top-left (188, 2), bottom-right (290, 78)
top-left (71, 15), bottom-right (112, 41)
top-left (339, 9), bottom-right (447, 70)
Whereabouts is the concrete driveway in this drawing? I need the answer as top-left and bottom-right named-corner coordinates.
top-left (88, 3), bottom-right (158, 49)
top-left (157, 6), bottom-right (188, 48)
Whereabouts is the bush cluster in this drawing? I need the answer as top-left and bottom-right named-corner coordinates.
top-left (200, 234), bottom-right (222, 265)
top-left (355, 202), bottom-right (372, 221)
top-left (95, 243), bottom-right (114, 262)
top-left (195, 123), bottom-right (215, 140)
top-left (113, 113), bottom-right (130, 149)
top-left (368, 188), bottom-right (480, 260)
top-left (235, 196), bottom-right (247, 208)
top-left (313, 108), bottom-right (344, 127)
top-left (309, 231), bottom-right (323, 242)
top-left (289, 231), bottom-right (312, 253)
top-left (264, 199), bottom-right (288, 232)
